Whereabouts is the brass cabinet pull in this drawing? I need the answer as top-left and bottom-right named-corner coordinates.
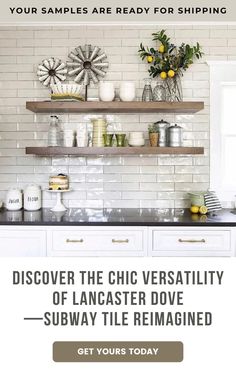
top-left (178, 238), bottom-right (206, 243)
top-left (66, 238), bottom-right (84, 243)
top-left (112, 239), bottom-right (129, 243)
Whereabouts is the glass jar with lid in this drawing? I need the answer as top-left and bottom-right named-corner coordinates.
top-left (142, 78), bottom-right (153, 102)
top-left (48, 115), bottom-right (61, 146)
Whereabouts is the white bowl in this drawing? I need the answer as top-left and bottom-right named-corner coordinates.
top-left (129, 132), bottom-right (144, 138)
top-left (51, 83), bottom-right (83, 96)
top-left (129, 139), bottom-right (145, 147)
top-left (129, 137), bottom-right (145, 142)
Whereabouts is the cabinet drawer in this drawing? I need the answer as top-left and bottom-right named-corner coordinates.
top-left (0, 230), bottom-right (46, 257)
top-left (47, 228), bottom-right (145, 256)
top-left (151, 229), bottom-right (231, 253)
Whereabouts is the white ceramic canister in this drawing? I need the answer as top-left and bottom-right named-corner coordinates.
top-left (5, 188), bottom-right (23, 211)
top-left (119, 82), bottom-right (136, 101)
top-left (24, 184), bottom-right (42, 211)
top-left (99, 81), bottom-right (115, 102)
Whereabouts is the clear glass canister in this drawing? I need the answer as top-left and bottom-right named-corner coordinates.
top-left (153, 79), bottom-right (166, 101)
top-left (48, 115), bottom-right (61, 147)
top-left (142, 78), bottom-right (153, 102)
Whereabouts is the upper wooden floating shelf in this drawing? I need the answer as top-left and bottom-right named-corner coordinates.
top-left (26, 101), bottom-right (204, 114)
top-left (25, 146), bottom-right (204, 156)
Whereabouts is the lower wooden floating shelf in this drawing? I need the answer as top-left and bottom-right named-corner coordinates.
top-left (25, 146), bottom-right (204, 156)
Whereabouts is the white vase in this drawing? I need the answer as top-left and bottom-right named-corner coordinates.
top-left (119, 82), bottom-right (136, 101)
top-left (99, 81), bottom-right (115, 102)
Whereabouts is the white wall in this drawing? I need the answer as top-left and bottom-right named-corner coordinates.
top-left (0, 24), bottom-right (233, 209)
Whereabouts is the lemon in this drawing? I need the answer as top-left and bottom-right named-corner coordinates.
top-left (190, 205), bottom-right (199, 214)
top-left (159, 44), bottom-right (165, 53)
top-left (168, 69), bottom-right (175, 78)
top-left (199, 205), bottom-right (208, 215)
top-left (147, 55), bottom-right (153, 63)
top-left (200, 215), bottom-right (207, 222)
top-left (160, 71), bottom-right (167, 80)
top-left (191, 214), bottom-right (199, 221)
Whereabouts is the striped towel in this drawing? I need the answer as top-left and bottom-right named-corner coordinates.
top-left (204, 191), bottom-right (222, 212)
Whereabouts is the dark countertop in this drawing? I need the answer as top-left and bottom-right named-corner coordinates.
top-left (0, 208), bottom-right (236, 226)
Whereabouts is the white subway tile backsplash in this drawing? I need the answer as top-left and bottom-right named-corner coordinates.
top-left (86, 174), bottom-right (119, 183)
top-left (88, 191), bottom-right (121, 200)
top-left (175, 182), bottom-right (209, 191)
top-left (0, 25), bottom-right (226, 208)
top-left (0, 123), bottom-right (17, 132)
top-left (68, 200), bottom-right (103, 208)
top-left (192, 175), bottom-right (209, 183)
top-left (123, 157), bottom-right (157, 166)
top-left (0, 148), bottom-right (24, 156)
top-left (140, 200), bottom-right (175, 209)
top-left (175, 166), bottom-right (209, 174)
top-left (140, 183), bottom-right (174, 191)
top-left (69, 166), bottom-right (103, 174)
top-left (0, 157), bottom-right (16, 165)
top-left (104, 166), bottom-right (139, 174)
top-left (0, 141), bottom-right (17, 148)
top-left (103, 200), bottom-right (139, 208)
top-left (16, 156), bottom-right (51, 166)
top-left (0, 174), bottom-right (17, 182)
top-left (122, 191), bottom-right (156, 200)
top-left (0, 48), bottom-right (34, 56)
top-left (158, 157), bottom-right (192, 166)
top-left (140, 166), bottom-right (175, 174)
top-left (34, 30), bottom-right (68, 39)
top-left (104, 182), bottom-right (139, 191)
top-left (121, 174), bottom-right (156, 183)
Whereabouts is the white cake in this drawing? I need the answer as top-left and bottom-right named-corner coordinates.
top-left (49, 174), bottom-right (69, 190)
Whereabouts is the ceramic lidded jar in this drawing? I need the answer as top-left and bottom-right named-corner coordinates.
top-left (24, 184), bottom-right (42, 211)
top-left (5, 188), bottom-right (23, 211)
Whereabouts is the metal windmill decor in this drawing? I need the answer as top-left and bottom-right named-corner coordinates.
top-left (37, 58), bottom-right (67, 87)
top-left (67, 45), bottom-right (109, 100)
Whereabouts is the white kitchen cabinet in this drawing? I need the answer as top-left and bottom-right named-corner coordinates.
top-left (47, 227), bottom-right (147, 257)
top-left (0, 227), bottom-right (46, 257)
top-left (148, 227), bottom-right (234, 257)
top-left (0, 225), bottom-right (235, 257)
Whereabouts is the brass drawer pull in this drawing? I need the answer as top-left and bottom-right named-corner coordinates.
top-left (66, 238), bottom-right (84, 243)
top-left (178, 238), bottom-right (206, 243)
top-left (112, 239), bottom-right (129, 243)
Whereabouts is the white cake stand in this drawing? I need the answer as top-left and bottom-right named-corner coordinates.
top-left (46, 189), bottom-right (71, 212)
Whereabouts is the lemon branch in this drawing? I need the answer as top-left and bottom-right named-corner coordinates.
top-left (138, 30), bottom-right (204, 79)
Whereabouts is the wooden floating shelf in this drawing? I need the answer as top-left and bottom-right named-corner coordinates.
top-left (26, 101), bottom-right (204, 114)
top-left (25, 146), bottom-right (204, 156)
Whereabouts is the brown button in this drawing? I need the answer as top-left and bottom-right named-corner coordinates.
top-left (53, 341), bottom-right (183, 362)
